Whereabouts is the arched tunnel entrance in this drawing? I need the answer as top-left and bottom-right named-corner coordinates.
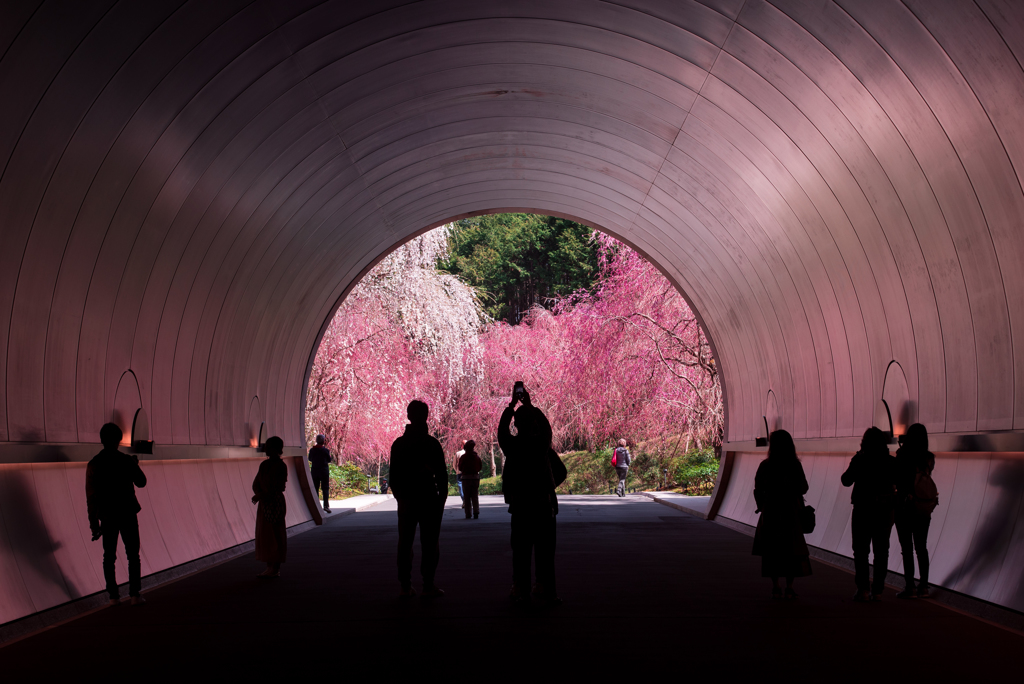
top-left (3, 0), bottom-right (1024, 643)
top-left (301, 213), bottom-right (725, 502)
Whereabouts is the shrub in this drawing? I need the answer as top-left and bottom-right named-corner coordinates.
top-left (329, 461), bottom-right (370, 498)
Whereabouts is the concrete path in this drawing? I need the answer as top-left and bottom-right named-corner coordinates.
top-left (2, 495), bottom-right (1019, 678)
top-left (638, 491), bottom-right (710, 517)
top-left (326, 493), bottom-right (393, 513)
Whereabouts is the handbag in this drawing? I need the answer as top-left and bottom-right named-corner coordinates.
top-left (800, 501), bottom-right (816, 534)
top-left (261, 495), bottom-right (286, 525)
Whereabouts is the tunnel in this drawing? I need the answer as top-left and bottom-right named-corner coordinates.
top-left (2, 0), bottom-right (1024, 630)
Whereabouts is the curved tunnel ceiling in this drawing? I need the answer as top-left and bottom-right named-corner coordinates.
top-left (2, 0), bottom-right (1024, 448)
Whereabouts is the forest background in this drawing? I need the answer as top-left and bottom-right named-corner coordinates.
top-left (304, 214), bottom-right (723, 497)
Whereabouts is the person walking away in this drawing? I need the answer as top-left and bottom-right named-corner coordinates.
top-left (612, 439), bottom-right (631, 497)
top-left (752, 430), bottom-right (811, 599)
top-left (894, 424), bottom-right (938, 599)
top-left (389, 400), bottom-right (448, 598)
top-left (842, 427), bottom-right (897, 601)
top-left (252, 436), bottom-right (288, 578)
top-left (86, 423), bottom-right (148, 606)
top-left (499, 384), bottom-right (567, 606)
top-left (459, 440), bottom-right (483, 519)
top-left (308, 434), bottom-right (332, 513)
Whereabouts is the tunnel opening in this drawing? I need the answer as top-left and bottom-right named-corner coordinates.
top-left (301, 212), bottom-right (724, 502)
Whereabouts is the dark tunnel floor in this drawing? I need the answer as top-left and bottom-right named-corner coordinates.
top-left (2, 495), bottom-right (1020, 679)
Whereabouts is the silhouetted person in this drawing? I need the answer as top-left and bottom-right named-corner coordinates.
top-left (613, 438), bottom-right (631, 497)
top-left (894, 423), bottom-right (937, 599)
top-left (252, 436), bottom-right (288, 578)
top-left (389, 400), bottom-right (447, 598)
top-left (308, 434), bottom-right (332, 513)
top-left (842, 427), bottom-right (896, 601)
top-left (752, 429), bottom-right (811, 599)
top-left (87, 423), bottom-right (148, 605)
top-left (459, 440), bottom-right (482, 519)
top-left (499, 385), bottom-right (567, 606)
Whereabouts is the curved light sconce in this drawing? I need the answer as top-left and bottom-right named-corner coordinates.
top-left (874, 399), bottom-right (895, 444)
top-left (755, 416), bottom-right (769, 448)
top-left (131, 408), bottom-right (153, 454)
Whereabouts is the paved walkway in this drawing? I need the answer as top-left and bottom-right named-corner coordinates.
top-left (2, 495), bottom-right (1020, 678)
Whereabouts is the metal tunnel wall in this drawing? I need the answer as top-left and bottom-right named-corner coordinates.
top-left (3, 0), bottom-right (1024, 620)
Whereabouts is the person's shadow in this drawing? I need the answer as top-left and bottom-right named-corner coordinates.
top-left (0, 470), bottom-right (75, 602)
top-left (942, 460), bottom-right (1024, 610)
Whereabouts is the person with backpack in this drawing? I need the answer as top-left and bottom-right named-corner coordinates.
top-left (459, 440), bottom-right (483, 519)
top-left (894, 423), bottom-right (938, 599)
top-left (499, 383), bottom-right (567, 606)
top-left (612, 439), bottom-right (631, 496)
top-left (841, 427), bottom-right (897, 602)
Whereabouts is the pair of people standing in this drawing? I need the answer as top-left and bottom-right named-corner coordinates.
top-left (86, 423), bottom-right (291, 595)
top-left (842, 424), bottom-right (936, 601)
top-left (390, 386), bottom-right (565, 605)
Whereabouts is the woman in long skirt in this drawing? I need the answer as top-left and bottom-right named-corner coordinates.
top-left (752, 429), bottom-right (812, 599)
top-left (252, 436), bottom-right (288, 578)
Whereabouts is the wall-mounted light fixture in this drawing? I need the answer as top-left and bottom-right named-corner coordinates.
top-left (131, 408), bottom-right (153, 454)
top-left (755, 416), bottom-right (769, 447)
top-left (875, 399), bottom-right (896, 444)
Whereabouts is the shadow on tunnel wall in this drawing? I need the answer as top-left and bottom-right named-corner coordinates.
top-left (942, 460), bottom-right (1024, 611)
top-left (0, 469), bottom-right (77, 601)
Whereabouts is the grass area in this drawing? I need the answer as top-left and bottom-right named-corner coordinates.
top-left (556, 447), bottom-right (718, 495)
top-left (389, 444), bottom-right (719, 499)
top-left (330, 488), bottom-right (369, 502)
top-left (445, 448), bottom-right (718, 496)
top-left (448, 475), bottom-right (504, 497)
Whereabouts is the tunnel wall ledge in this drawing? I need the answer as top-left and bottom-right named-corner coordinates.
top-left (0, 442), bottom-right (307, 464)
top-left (724, 429), bottom-right (1024, 454)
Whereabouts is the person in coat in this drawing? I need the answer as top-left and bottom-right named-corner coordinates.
top-left (752, 429), bottom-right (811, 599)
top-left (613, 438), bottom-right (631, 497)
top-left (252, 436), bottom-right (288, 578)
top-left (894, 423), bottom-right (937, 599)
top-left (389, 400), bottom-right (448, 598)
top-left (499, 386), bottom-right (567, 606)
top-left (86, 423), bottom-right (148, 605)
top-left (841, 427), bottom-right (896, 601)
top-left (308, 434), bottom-right (333, 513)
top-left (458, 440), bottom-right (483, 519)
